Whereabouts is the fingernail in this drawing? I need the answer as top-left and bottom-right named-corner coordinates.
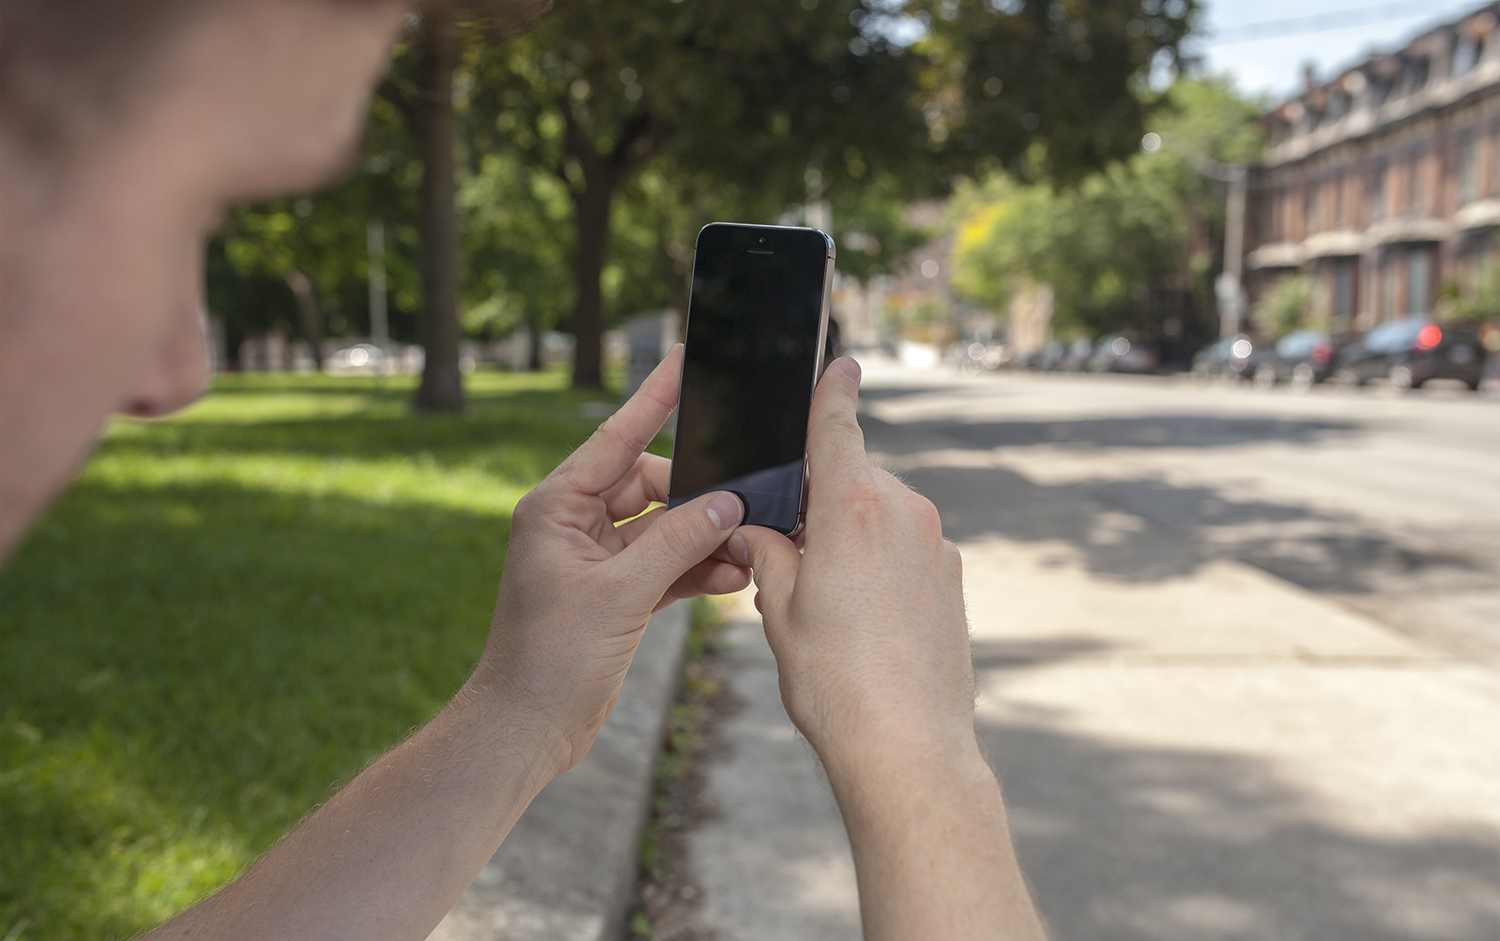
top-left (727, 532), bottom-right (750, 566)
top-left (706, 491), bottom-right (744, 531)
top-left (838, 357), bottom-right (861, 384)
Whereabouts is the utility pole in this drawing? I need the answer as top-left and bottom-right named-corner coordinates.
top-left (1143, 132), bottom-right (1248, 338)
top-left (1220, 165), bottom-right (1247, 337)
top-left (367, 219), bottom-right (388, 350)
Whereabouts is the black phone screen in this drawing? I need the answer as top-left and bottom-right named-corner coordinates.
top-left (667, 224), bottom-right (831, 534)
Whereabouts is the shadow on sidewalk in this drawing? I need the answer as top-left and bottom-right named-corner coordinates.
top-left (980, 713), bottom-right (1500, 941)
top-left (862, 412), bottom-right (1359, 452)
top-left (858, 412), bottom-right (1491, 598)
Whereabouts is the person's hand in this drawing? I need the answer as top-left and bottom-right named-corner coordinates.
top-left (729, 357), bottom-right (979, 772)
top-left (472, 345), bottom-right (749, 773)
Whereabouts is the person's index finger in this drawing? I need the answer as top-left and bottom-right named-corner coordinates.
top-left (805, 356), bottom-right (866, 477)
top-left (558, 344), bottom-right (683, 495)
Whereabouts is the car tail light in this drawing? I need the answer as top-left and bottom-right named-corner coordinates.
top-left (1417, 325), bottom-right (1442, 350)
top-left (1312, 342), bottom-right (1331, 363)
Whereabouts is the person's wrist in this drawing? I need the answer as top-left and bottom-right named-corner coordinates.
top-left (454, 671), bottom-right (577, 782)
top-left (813, 717), bottom-right (989, 803)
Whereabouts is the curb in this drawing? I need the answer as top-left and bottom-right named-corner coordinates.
top-left (427, 602), bottom-right (689, 941)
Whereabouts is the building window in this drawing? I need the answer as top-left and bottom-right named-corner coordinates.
top-left (1459, 129), bottom-right (1479, 206)
top-left (1455, 35), bottom-right (1480, 77)
top-left (1333, 173), bottom-right (1346, 227)
top-left (1382, 253), bottom-right (1400, 320)
top-left (1306, 182), bottom-right (1319, 234)
top-left (1327, 92), bottom-right (1349, 122)
top-left (1370, 163), bottom-right (1387, 220)
top-left (1408, 249), bottom-right (1431, 315)
top-left (1491, 127), bottom-right (1500, 199)
top-left (1334, 261), bottom-right (1356, 325)
top-left (1404, 58), bottom-right (1429, 96)
top-left (1406, 152), bottom-right (1424, 216)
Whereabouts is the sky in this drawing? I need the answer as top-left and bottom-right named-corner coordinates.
top-left (1191, 0), bottom-right (1490, 103)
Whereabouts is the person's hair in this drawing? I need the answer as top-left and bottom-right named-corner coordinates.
top-left (0, 0), bottom-right (549, 160)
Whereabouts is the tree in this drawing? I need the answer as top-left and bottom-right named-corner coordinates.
top-left (1251, 274), bottom-right (1312, 336)
top-left (461, 150), bottom-right (576, 368)
top-left (470, 2), bottom-right (854, 388)
top-left (218, 2), bottom-right (1199, 392)
top-left (911, 0), bottom-right (1200, 184)
top-left (376, 2), bottom-right (550, 411)
top-left (464, 0), bottom-right (1198, 388)
top-left (951, 76), bottom-right (1264, 343)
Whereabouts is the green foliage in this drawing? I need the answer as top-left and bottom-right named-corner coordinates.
top-left (215, 93), bottom-right (424, 351)
top-left (949, 76), bottom-right (1265, 340)
top-left (207, 1), bottom-right (1200, 381)
top-left (455, 0), bottom-right (1199, 383)
top-left (461, 150), bottom-right (576, 337)
top-left (911, 0), bottom-right (1202, 183)
top-left (1252, 274), bottom-right (1313, 336)
top-left (0, 370), bottom-right (634, 940)
top-left (1449, 264), bottom-right (1500, 322)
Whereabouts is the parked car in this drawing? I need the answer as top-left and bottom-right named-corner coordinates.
top-left (1030, 340), bottom-right (1067, 370)
top-left (1482, 349), bottom-right (1500, 395)
top-left (1059, 337), bottom-right (1095, 371)
top-left (957, 340), bottom-right (1008, 376)
top-left (1190, 334), bottom-right (1259, 383)
top-left (1250, 329), bottom-right (1337, 390)
top-left (1087, 335), bottom-right (1159, 374)
top-left (1332, 317), bottom-right (1485, 390)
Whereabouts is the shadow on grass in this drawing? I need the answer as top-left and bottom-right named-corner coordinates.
top-left (0, 373), bottom-right (626, 939)
top-left (1, 479), bottom-right (516, 939)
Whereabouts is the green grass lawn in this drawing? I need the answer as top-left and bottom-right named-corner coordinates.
top-left (0, 368), bottom-right (641, 940)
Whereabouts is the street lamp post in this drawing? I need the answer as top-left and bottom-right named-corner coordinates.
top-left (1142, 131), bottom-right (1247, 338)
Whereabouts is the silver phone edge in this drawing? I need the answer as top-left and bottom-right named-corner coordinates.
top-left (790, 230), bottom-right (838, 539)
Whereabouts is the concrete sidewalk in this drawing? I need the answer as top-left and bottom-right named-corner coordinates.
top-left (428, 602), bottom-right (689, 941)
top-left (684, 358), bottom-right (1500, 941)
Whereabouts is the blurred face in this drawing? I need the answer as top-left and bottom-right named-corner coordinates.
top-left (0, 0), bottom-right (406, 559)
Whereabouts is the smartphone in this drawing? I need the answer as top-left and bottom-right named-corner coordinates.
top-left (667, 222), bottom-right (836, 535)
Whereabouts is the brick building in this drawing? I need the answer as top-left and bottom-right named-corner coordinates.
top-left (1245, 3), bottom-right (1500, 329)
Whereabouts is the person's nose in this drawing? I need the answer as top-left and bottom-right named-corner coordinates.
top-left (120, 303), bottom-right (211, 419)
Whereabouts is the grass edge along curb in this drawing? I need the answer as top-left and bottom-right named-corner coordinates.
top-left (626, 595), bottom-right (738, 940)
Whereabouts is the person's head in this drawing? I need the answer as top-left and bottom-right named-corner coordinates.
top-left (0, 0), bottom-right (533, 559)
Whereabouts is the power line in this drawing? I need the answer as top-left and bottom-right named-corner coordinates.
top-left (1208, 0), bottom-right (1481, 43)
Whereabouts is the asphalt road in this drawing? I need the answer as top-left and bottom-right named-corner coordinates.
top-left (859, 361), bottom-right (1500, 664)
top-left (686, 356), bottom-right (1500, 941)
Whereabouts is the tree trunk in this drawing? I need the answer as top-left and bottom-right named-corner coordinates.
top-left (526, 309), bottom-right (543, 371)
top-left (413, 8), bottom-right (465, 413)
top-left (285, 270), bottom-right (325, 371)
top-left (570, 178), bottom-right (613, 390)
top-left (222, 315), bottom-right (244, 372)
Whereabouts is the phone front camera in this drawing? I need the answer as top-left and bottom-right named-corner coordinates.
top-left (758, 237), bottom-right (765, 243)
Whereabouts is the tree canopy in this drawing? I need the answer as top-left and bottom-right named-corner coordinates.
top-left (211, 0), bottom-right (1204, 392)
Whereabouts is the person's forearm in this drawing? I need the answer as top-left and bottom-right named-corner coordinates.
top-left (823, 733), bottom-right (1048, 941)
top-left (144, 681), bottom-right (567, 941)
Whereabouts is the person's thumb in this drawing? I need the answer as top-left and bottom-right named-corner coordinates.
top-left (726, 525), bottom-right (800, 622)
top-left (611, 491), bottom-right (744, 606)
